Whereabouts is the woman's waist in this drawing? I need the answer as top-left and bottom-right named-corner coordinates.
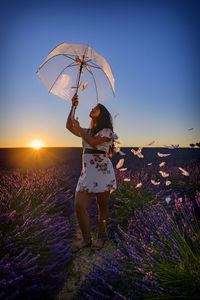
top-left (83, 148), bottom-right (107, 154)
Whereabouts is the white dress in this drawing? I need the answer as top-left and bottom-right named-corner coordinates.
top-left (75, 127), bottom-right (117, 193)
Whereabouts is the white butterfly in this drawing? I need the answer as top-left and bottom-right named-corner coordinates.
top-left (77, 69), bottom-right (84, 76)
top-left (136, 182), bottom-right (142, 188)
top-left (78, 55), bottom-right (85, 61)
top-left (113, 113), bottom-right (119, 119)
top-left (84, 64), bottom-right (91, 71)
top-left (131, 147), bottom-right (142, 153)
top-left (81, 82), bottom-right (88, 91)
top-left (119, 151), bottom-right (126, 156)
top-left (137, 146), bottom-right (143, 153)
top-left (74, 56), bottom-right (82, 65)
top-left (148, 141), bottom-right (155, 145)
top-left (165, 196), bottom-right (172, 204)
top-left (159, 162), bottom-right (165, 167)
top-left (71, 80), bottom-right (82, 91)
top-left (165, 180), bottom-right (171, 186)
top-left (157, 152), bottom-right (171, 157)
top-left (178, 167), bottom-right (189, 176)
top-left (131, 149), bottom-right (138, 155)
top-left (159, 171), bottom-right (169, 177)
top-left (131, 148), bottom-right (144, 158)
top-left (163, 144), bottom-right (176, 149)
top-left (151, 179), bottom-right (160, 185)
top-left (76, 56), bottom-right (91, 71)
top-left (116, 158), bottom-right (124, 169)
top-left (119, 168), bottom-right (127, 171)
top-left (124, 178), bottom-right (130, 182)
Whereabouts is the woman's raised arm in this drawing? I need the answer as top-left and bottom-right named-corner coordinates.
top-left (66, 94), bottom-right (81, 137)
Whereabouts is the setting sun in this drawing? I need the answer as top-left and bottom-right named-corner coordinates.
top-left (29, 140), bottom-right (45, 149)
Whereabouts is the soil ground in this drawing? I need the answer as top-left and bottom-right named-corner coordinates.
top-left (54, 215), bottom-right (118, 300)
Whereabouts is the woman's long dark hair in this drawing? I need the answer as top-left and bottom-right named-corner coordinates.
top-left (89, 103), bottom-right (115, 157)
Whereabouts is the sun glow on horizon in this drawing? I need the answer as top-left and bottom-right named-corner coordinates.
top-left (29, 140), bottom-right (45, 149)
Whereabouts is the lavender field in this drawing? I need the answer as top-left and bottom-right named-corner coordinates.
top-left (0, 147), bottom-right (200, 299)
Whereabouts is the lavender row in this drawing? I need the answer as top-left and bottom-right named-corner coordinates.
top-left (0, 164), bottom-right (77, 300)
top-left (75, 161), bottom-right (200, 299)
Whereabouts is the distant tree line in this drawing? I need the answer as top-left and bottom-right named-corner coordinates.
top-left (190, 142), bottom-right (200, 148)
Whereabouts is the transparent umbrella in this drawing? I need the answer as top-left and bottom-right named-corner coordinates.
top-left (36, 43), bottom-right (115, 120)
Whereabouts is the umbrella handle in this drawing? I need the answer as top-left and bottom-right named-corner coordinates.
top-left (71, 105), bottom-right (77, 121)
top-left (71, 58), bottom-right (84, 122)
top-left (71, 90), bottom-right (79, 121)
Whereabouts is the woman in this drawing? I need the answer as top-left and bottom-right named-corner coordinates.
top-left (66, 93), bottom-right (117, 252)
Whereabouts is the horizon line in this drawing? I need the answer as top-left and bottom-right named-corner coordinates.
top-left (0, 146), bottom-right (198, 149)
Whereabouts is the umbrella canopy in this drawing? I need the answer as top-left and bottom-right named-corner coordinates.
top-left (36, 43), bottom-right (115, 105)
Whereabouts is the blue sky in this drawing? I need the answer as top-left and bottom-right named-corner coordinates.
top-left (0, 0), bottom-right (199, 148)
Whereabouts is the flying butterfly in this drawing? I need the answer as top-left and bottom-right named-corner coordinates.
top-left (71, 80), bottom-right (82, 91)
top-left (159, 171), bottom-right (169, 177)
top-left (119, 168), bottom-right (127, 171)
top-left (119, 151), bottom-right (126, 156)
top-left (165, 180), bottom-right (171, 186)
top-left (136, 182), bottom-right (142, 188)
top-left (157, 152), bottom-right (171, 157)
top-left (113, 113), bottom-right (119, 119)
top-left (116, 158), bottom-right (124, 169)
top-left (81, 82), bottom-right (88, 91)
top-left (178, 167), bottom-right (189, 176)
top-left (165, 196), bottom-right (172, 204)
top-left (124, 178), bottom-right (131, 182)
top-left (151, 179), bottom-right (160, 185)
top-left (77, 69), bottom-right (84, 76)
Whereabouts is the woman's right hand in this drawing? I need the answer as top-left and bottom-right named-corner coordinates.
top-left (72, 93), bottom-right (79, 107)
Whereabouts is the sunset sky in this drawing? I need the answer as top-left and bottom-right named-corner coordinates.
top-left (0, 0), bottom-right (199, 148)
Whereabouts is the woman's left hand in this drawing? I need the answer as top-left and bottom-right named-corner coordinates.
top-left (73, 117), bottom-right (81, 130)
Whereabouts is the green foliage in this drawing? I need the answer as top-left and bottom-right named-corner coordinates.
top-left (111, 183), bottom-right (155, 230)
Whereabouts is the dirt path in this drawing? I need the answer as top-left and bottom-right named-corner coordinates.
top-left (54, 215), bottom-right (118, 300)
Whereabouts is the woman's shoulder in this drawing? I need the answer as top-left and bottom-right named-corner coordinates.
top-left (96, 127), bottom-right (113, 137)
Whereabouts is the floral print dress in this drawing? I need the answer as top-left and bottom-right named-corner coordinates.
top-left (75, 127), bottom-right (117, 193)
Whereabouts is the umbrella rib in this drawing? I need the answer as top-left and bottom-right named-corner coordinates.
top-left (39, 53), bottom-right (93, 71)
top-left (62, 54), bottom-right (92, 61)
top-left (61, 55), bottom-right (101, 70)
top-left (38, 53), bottom-right (100, 72)
top-left (63, 54), bottom-right (78, 61)
top-left (38, 54), bottom-right (78, 70)
top-left (48, 63), bottom-right (77, 94)
top-left (86, 65), bottom-right (115, 97)
top-left (86, 61), bottom-right (101, 69)
top-left (63, 54), bottom-right (91, 59)
top-left (87, 64), bottom-right (101, 69)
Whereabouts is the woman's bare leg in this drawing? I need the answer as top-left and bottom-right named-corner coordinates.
top-left (74, 191), bottom-right (93, 240)
top-left (96, 191), bottom-right (110, 238)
